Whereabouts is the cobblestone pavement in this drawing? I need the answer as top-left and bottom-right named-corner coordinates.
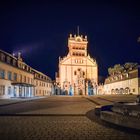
top-left (0, 95), bottom-right (139, 140)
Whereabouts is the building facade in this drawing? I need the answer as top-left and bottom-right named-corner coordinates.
top-left (103, 65), bottom-right (140, 95)
top-left (56, 34), bottom-right (98, 95)
top-left (0, 49), bottom-right (53, 98)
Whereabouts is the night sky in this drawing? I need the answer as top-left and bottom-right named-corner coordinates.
top-left (0, 1), bottom-right (140, 80)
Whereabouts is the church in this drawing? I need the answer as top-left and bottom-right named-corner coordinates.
top-left (55, 33), bottom-right (98, 95)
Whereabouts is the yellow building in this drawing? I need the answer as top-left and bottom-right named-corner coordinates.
top-left (56, 34), bottom-right (98, 95)
top-left (0, 49), bottom-right (52, 98)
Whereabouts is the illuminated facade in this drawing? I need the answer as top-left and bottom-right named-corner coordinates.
top-left (103, 66), bottom-right (140, 95)
top-left (0, 49), bottom-right (52, 98)
top-left (56, 34), bottom-right (98, 95)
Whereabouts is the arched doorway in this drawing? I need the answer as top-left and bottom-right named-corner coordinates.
top-left (115, 88), bottom-right (119, 94)
top-left (120, 88), bottom-right (124, 94)
top-left (78, 89), bottom-right (83, 95)
top-left (111, 89), bottom-right (115, 94)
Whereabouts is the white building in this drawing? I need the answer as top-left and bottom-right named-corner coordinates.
top-left (0, 49), bottom-right (53, 98)
top-left (56, 34), bottom-right (98, 95)
top-left (103, 65), bottom-right (140, 95)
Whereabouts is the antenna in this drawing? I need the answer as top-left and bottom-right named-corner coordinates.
top-left (77, 26), bottom-right (79, 36)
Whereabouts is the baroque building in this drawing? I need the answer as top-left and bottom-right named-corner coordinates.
top-left (0, 49), bottom-right (53, 98)
top-left (55, 34), bottom-right (98, 95)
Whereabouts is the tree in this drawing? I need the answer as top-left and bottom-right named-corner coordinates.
top-left (114, 64), bottom-right (124, 74)
top-left (108, 64), bottom-right (124, 76)
top-left (124, 62), bottom-right (138, 71)
top-left (108, 67), bottom-right (114, 76)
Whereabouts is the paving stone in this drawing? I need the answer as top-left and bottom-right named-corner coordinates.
top-left (0, 95), bottom-right (139, 140)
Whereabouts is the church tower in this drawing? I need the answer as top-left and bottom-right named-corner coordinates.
top-left (68, 34), bottom-right (88, 57)
top-left (56, 33), bottom-right (98, 96)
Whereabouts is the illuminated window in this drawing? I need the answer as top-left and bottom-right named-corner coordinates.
top-left (0, 85), bottom-right (5, 95)
top-left (13, 73), bottom-right (17, 81)
top-left (8, 71), bottom-right (12, 80)
top-left (23, 65), bottom-right (25, 69)
top-left (24, 76), bottom-right (26, 82)
top-left (126, 73), bottom-right (129, 78)
top-left (0, 69), bottom-right (5, 79)
top-left (19, 74), bottom-right (22, 82)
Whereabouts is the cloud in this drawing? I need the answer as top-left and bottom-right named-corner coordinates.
top-left (12, 42), bottom-right (45, 57)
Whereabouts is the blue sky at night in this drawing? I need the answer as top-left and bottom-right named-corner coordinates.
top-left (0, 0), bottom-right (140, 80)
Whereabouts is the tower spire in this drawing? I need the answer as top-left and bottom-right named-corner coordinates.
top-left (77, 26), bottom-right (79, 36)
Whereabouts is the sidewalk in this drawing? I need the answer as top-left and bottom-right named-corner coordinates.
top-left (0, 96), bottom-right (48, 106)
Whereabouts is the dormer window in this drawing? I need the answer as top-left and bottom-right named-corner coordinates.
top-left (1, 53), bottom-right (5, 61)
top-left (126, 73), bottom-right (129, 78)
top-left (7, 56), bottom-right (11, 64)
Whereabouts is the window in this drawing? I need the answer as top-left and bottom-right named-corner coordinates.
top-left (31, 78), bottom-right (33, 84)
top-left (0, 85), bottom-right (5, 95)
top-left (133, 89), bottom-right (135, 92)
top-left (22, 65), bottom-right (25, 69)
top-left (126, 73), bottom-right (129, 78)
top-left (13, 73), bottom-right (17, 81)
top-left (8, 86), bottom-right (11, 95)
top-left (28, 77), bottom-right (30, 83)
top-left (74, 71), bottom-right (77, 75)
top-left (7, 56), bottom-right (11, 64)
top-left (0, 53), bottom-right (5, 61)
top-left (24, 76), bottom-right (26, 82)
top-left (8, 71), bottom-right (12, 80)
top-left (0, 69), bottom-right (5, 79)
top-left (19, 74), bottom-right (22, 82)
top-left (13, 59), bottom-right (16, 66)
top-left (36, 81), bottom-right (38, 86)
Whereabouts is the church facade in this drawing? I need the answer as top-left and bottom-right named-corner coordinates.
top-left (55, 34), bottom-right (98, 95)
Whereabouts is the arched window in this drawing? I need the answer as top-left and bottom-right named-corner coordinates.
top-left (125, 87), bottom-right (130, 94)
top-left (115, 88), bottom-right (119, 94)
top-left (120, 88), bottom-right (124, 94)
top-left (111, 89), bottom-right (114, 94)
